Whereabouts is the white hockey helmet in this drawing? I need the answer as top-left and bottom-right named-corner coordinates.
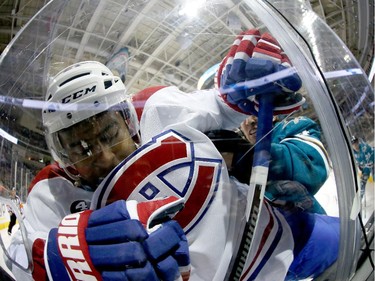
top-left (43, 61), bottom-right (139, 167)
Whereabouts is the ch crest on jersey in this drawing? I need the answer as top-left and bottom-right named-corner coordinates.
top-left (92, 129), bottom-right (222, 233)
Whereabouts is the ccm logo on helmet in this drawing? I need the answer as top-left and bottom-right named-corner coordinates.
top-left (61, 85), bottom-right (96, 104)
top-left (57, 212), bottom-right (98, 280)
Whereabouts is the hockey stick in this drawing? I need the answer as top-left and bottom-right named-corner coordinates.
top-left (226, 92), bottom-right (275, 280)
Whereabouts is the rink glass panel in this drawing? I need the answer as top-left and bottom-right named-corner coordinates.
top-left (0, 0), bottom-right (373, 280)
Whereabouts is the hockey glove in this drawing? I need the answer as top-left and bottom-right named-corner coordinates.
top-left (218, 30), bottom-right (304, 115)
top-left (45, 197), bottom-right (190, 281)
top-left (265, 180), bottom-right (326, 214)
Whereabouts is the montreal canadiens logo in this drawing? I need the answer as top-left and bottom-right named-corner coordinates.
top-left (92, 130), bottom-right (222, 234)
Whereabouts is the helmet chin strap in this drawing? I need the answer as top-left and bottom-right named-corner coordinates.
top-left (61, 165), bottom-right (82, 186)
top-left (64, 165), bottom-right (103, 191)
top-left (64, 166), bottom-right (97, 191)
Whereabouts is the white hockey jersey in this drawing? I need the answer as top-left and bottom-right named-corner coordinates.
top-left (8, 86), bottom-right (295, 281)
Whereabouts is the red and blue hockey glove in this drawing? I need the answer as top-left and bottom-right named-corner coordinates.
top-left (218, 29), bottom-right (305, 115)
top-left (45, 197), bottom-right (190, 281)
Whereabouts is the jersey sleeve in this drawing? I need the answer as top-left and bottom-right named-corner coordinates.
top-left (269, 117), bottom-right (330, 195)
top-left (7, 165), bottom-right (93, 280)
top-left (139, 86), bottom-right (248, 142)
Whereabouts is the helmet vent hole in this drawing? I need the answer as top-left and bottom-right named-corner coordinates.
top-left (104, 80), bottom-right (113, 89)
top-left (59, 72), bottom-right (90, 87)
top-left (66, 112), bottom-right (72, 119)
top-left (94, 101), bottom-right (100, 107)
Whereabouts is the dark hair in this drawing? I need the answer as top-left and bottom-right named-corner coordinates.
top-left (351, 136), bottom-right (358, 143)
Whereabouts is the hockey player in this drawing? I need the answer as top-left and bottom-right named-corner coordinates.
top-left (237, 114), bottom-right (330, 214)
top-left (7, 64), bottom-right (191, 281)
top-left (195, 35), bottom-right (330, 215)
top-left (7, 29), bottom-right (339, 281)
top-left (351, 136), bottom-right (374, 198)
top-left (7, 188), bottom-right (21, 236)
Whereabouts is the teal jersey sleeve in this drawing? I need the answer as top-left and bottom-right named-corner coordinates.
top-left (268, 117), bottom-right (330, 195)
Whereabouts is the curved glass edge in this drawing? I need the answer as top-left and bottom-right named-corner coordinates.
top-left (0, 196), bottom-right (32, 274)
top-left (246, 0), bottom-right (374, 280)
top-left (0, 1), bottom-right (68, 185)
top-left (0, 0), bottom-right (69, 99)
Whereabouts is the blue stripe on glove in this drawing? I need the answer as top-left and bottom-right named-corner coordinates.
top-left (88, 200), bottom-right (131, 226)
top-left (143, 222), bottom-right (181, 260)
top-left (102, 262), bottom-right (159, 281)
top-left (86, 219), bottom-right (148, 243)
top-left (89, 242), bottom-right (147, 268)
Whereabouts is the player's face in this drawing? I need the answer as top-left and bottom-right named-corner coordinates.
top-left (240, 115), bottom-right (258, 145)
top-left (352, 141), bottom-right (359, 152)
top-left (58, 111), bottom-right (137, 186)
